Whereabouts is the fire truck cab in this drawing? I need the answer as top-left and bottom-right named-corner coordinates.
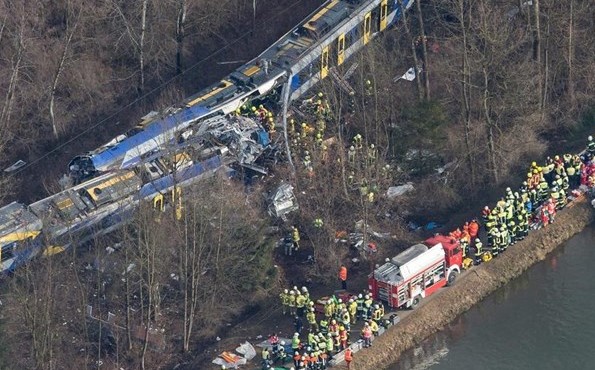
top-left (368, 235), bottom-right (462, 309)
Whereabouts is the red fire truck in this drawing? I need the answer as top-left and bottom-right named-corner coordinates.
top-left (368, 235), bottom-right (462, 309)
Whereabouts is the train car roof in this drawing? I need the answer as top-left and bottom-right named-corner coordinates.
top-left (29, 171), bottom-right (141, 224)
top-left (138, 156), bottom-right (223, 199)
top-left (0, 202), bottom-right (43, 239)
top-left (90, 104), bottom-right (212, 171)
top-left (258, 0), bottom-right (356, 65)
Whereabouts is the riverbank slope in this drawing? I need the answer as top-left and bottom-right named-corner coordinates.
top-left (349, 196), bottom-right (594, 370)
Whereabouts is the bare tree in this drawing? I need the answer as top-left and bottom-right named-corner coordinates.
top-left (49, 2), bottom-right (81, 139)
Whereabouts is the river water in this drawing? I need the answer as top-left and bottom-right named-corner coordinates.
top-left (389, 224), bottom-right (595, 370)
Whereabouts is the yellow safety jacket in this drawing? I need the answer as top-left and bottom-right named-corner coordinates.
top-left (296, 295), bottom-right (306, 308)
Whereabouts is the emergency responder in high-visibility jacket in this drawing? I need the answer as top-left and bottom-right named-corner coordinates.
top-left (356, 294), bottom-right (364, 319)
top-left (289, 290), bottom-right (297, 316)
top-left (292, 333), bottom-right (301, 351)
top-left (326, 333), bottom-right (334, 354)
top-left (490, 228), bottom-right (501, 257)
top-left (460, 238), bottom-right (469, 258)
top-left (292, 226), bottom-right (300, 250)
top-left (369, 319), bottom-right (379, 336)
top-left (474, 239), bottom-right (483, 265)
top-left (340, 309), bottom-right (350, 331)
top-left (324, 301), bottom-right (333, 320)
top-left (280, 289), bottom-right (289, 315)
top-left (497, 205), bottom-right (507, 225)
top-left (296, 291), bottom-right (306, 317)
top-left (339, 265), bottom-right (348, 290)
top-left (319, 318), bottom-right (328, 334)
top-left (500, 226), bottom-right (510, 252)
top-left (306, 308), bottom-right (318, 332)
top-left (506, 201), bottom-right (514, 223)
top-left (558, 188), bottom-right (567, 209)
top-left (373, 304), bottom-right (383, 322)
top-left (538, 177), bottom-right (549, 202)
top-left (528, 189), bottom-right (538, 209)
top-left (348, 299), bottom-right (357, 324)
top-left (517, 214), bottom-right (527, 240)
top-left (508, 220), bottom-right (517, 244)
top-left (307, 331), bottom-right (316, 347)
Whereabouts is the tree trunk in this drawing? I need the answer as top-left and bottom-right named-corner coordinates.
top-left (533, 0), bottom-right (542, 110)
top-left (483, 67), bottom-right (498, 183)
top-left (138, 0), bottom-right (148, 95)
top-left (567, 0), bottom-right (576, 110)
top-left (49, 13), bottom-right (78, 139)
top-left (175, 0), bottom-right (187, 74)
top-left (1, 18), bottom-right (25, 132)
top-left (541, 15), bottom-right (550, 119)
top-left (398, 0), bottom-right (423, 99)
top-left (415, 0), bottom-right (430, 99)
top-left (458, 0), bottom-right (475, 185)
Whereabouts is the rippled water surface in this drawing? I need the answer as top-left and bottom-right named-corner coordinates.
top-left (389, 225), bottom-right (595, 370)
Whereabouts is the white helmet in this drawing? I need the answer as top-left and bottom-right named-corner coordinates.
top-left (476, 238), bottom-right (481, 243)
top-left (294, 332), bottom-right (299, 337)
top-left (358, 294), bottom-right (363, 299)
top-left (302, 286), bottom-right (308, 292)
top-left (374, 304), bottom-right (379, 309)
top-left (290, 290), bottom-right (295, 295)
top-left (506, 187), bottom-right (511, 192)
top-left (280, 341), bottom-right (286, 345)
top-left (293, 286), bottom-right (298, 291)
top-left (284, 289), bottom-right (288, 294)
top-left (589, 136), bottom-right (593, 141)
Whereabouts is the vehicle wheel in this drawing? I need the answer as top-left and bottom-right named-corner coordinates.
top-left (411, 295), bottom-right (422, 309)
top-left (447, 270), bottom-right (459, 286)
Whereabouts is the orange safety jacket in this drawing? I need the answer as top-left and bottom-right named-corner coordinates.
top-left (339, 266), bottom-right (347, 281)
top-left (345, 349), bottom-right (353, 362)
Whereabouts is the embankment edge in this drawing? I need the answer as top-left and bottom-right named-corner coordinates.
top-left (351, 197), bottom-right (595, 370)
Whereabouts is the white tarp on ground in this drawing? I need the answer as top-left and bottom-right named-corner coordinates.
top-left (236, 341), bottom-right (256, 360)
top-left (386, 183), bottom-right (415, 199)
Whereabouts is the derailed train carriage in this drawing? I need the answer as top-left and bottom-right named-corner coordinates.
top-left (0, 116), bottom-right (269, 274)
top-left (68, 0), bottom-right (413, 182)
top-left (2, 0), bottom-right (414, 274)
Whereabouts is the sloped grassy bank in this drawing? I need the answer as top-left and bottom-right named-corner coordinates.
top-left (350, 197), bottom-right (594, 370)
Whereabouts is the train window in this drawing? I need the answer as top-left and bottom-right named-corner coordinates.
top-left (1, 244), bottom-right (15, 262)
top-left (380, 0), bottom-right (388, 31)
top-left (337, 34), bottom-right (345, 65)
top-left (320, 46), bottom-right (329, 79)
top-left (363, 12), bottom-right (372, 44)
top-left (372, 7), bottom-right (380, 34)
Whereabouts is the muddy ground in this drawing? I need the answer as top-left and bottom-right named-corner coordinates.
top-left (345, 196), bottom-right (594, 370)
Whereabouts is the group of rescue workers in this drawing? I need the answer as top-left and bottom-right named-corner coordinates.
top-left (449, 137), bottom-right (595, 268)
top-left (235, 101), bottom-right (277, 134)
top-left (263, 285), bottom-right (388, 369)
top-left (287, 92), bottom-right (333, 174)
